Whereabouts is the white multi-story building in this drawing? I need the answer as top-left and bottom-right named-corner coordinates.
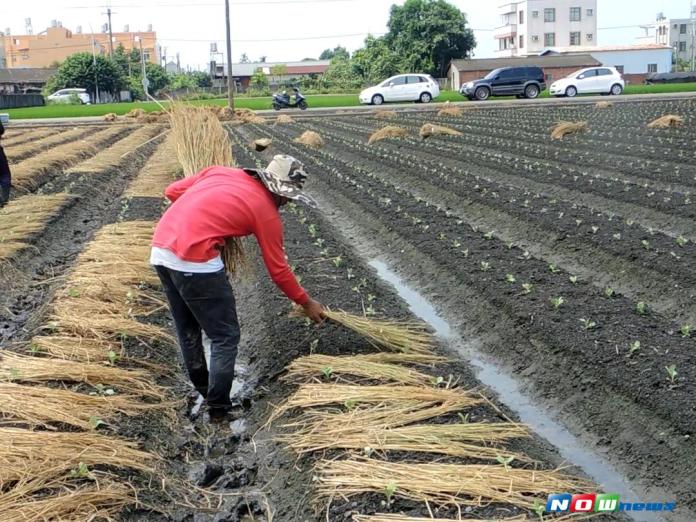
top-left (495, 1), bottom-right (598, 57)
top-left (640, 12), bottom-right (696, 67)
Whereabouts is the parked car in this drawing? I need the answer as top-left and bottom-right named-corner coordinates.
top-left (460, 66), bottom-right (546, 101)
top-left (47, 88), bottom-right (91, 104)
top-left (549, 67), bottom-right (624, 97)
top-left (359, 74), bottom-right (440, 105)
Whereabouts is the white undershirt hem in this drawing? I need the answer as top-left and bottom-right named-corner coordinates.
top-left (150, 246), bottom-right (224, 273)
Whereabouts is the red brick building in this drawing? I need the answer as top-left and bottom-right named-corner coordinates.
top-left (448, 54), bottom-right (601, 91)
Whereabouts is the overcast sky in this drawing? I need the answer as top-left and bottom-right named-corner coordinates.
top-left (0, 0), bottom-right (692, 70)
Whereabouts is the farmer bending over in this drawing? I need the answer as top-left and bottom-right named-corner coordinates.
top-left (151, 155), bottom-right (324, 421)
top-left (0, 121), bottom-right (12, 207)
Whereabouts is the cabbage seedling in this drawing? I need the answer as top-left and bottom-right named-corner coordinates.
top-left (505, 274), bottom-right (516, 283)
top-left (604, 287), bottom-right (614, 298)
top-left (580, 318), bottom-right (596, 330)
top-left (665, 365), bottom-right (678, 385)
top-left (551, 296), bottom-right (565, 309)
top-left (321, 366), bottom-right (333, 380)
top-left (636, 302), bottom-right (647, 315)
top-left (480, 261), bottom-right (491, 272)
top-left (680, 324), bottom-right (692, 338)
top-left (332, 256), bottom-right (343, 268)
top-left (676, 236), bottom-right (688, 247)
top-left (522, 283), bottom-right (533, 294)
top-left (549, 264), bottom-right (560, 273)
top-left (629, 340), bottom-right (641, 355)
top-left (569, 275), bottom-right (578, 284)
top-left (384, 482), bottom-right (398, 505)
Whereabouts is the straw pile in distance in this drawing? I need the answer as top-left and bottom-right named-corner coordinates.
top-left (595, 101), bottom-right (613, 108)
top-left (314, 458), bottom-right (589, 508)
top-left (276, 114), bottom-right (294, 124)
top-left (437, 105), bottom-right (464, 117)
top-left (295, 130), bottom-right (324, 148)
top-left (282, 352), bottom-right (446, 386)
top-left (292, 306), bottom-right (433, 354)
top-left (550, 121), bottom-right (588, 139)
top-left (368, 126), bottom-right (409, 145)
top-left (0, 427), bottom-right (156, 484)
top-left (647, 114), bottom-right (684, 128)
top-left (419, 123), bottom-right (463, 139)
top-left (280, 420), bottom-right (530, 460)
top-left (373, 109), bottom-right (398, 120)
top-left (0, 480), bottom-right (133, 522)
top-left (126, 108), bottom-right (146, 119)
top-left (103, 112), bottom-right (118, 122)
top-left (235, 107), bottom-right (266, 124)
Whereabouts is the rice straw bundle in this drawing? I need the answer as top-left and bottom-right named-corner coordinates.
top-left (295, 130), bottom-right (324, 148)
top-left (0, 352), bottom-right (166, 399)
top-left (437, 106), bottom-right (464, 117)
top-left (271, 383), bottom-right (478, 421)
top-left (419, 123), bottom-right (463, 139)
top-left (276, 114), bottom-right (294, 124)
top-left (353, 513), bottom-right (528, 522)
top-left (368, 126), bottom-right (409, 145)
top-left (550, 121), bottom-right (588, 139)
top-left (218, 106), bottom-right (235, 121)
top-left (11, 126), bottom-right (128, 190)
top-left (29, 335), bottom-right (123, 363)
top-left (126, 108), bottom-right (146, 119)
top-left (103, 112), bottom-right (118, 122)
top-left (0, 427), bottom-right (156, 483)
top-left (67, 125), bottom-right (163, 174)
top-left (0, 480), bottom-right (133, 522)
top-left (124, 134), bottom-right (181, 197)
top-left (292, 307), bottom-right (433, 354)
top-left (281, 421), bottom-right (530, 459)
top-left (5, 127), bottom-right (91, 162)
top-left (0, 382), bottom-right (165, 430)
top-left (315, 458), bottom-right (588, 508)
top-left (595, 101), bottom-right (613, 108)
top-left (283, 353), bottom-right (446, 386)
top-left (373, 109), bottom-right (398, 120)
top-left (647, 114), bottom-right (684, 128)
top-left (169, 104), bottom-right (248, 274)
top-left (234, 108), bottom-right (266, 124)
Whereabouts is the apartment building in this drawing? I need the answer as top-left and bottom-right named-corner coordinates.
top-left (495, 0), bottom-right (598, 57)
top-left (650, 13), bottom-right (696, 65)
top-left (1, 21), bottom-right (159, 69)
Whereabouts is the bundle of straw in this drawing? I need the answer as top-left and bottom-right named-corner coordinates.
top-left (419, 123), bottom-right (463, 139)
top-left (0, 382), bottom-right (165, 430)
top-left (295, 130), bottom-right (324, 148)
top-left (280, 421), bottom-right (530, 459)
top-left (647, 114), bottom-right (684, 128)
top-left (373, 110), bottom-right (398, 120)
top-left (235, 108), bottom-right (266, 124)
top-left (276, 114), bottom-right (294, 124)
top-left (0, 352), bottom-right (166, 399)
top-left (169, 104), bottom-right (248, 274)
top-left (595, 101), bottom-right (613, 108)
top-left (315, 458), bottom-right (589, 508)
top-left (282, 352), bottom-right (446, 386)
top-left (0, 427), bottom-right (156, 484)
top-left (29, 335), bottom-right (123, 363)
top-left (550, 121), bottom-right (588, 139)
top-left (292, 307), bottom-right (433, 354)
top-left (271, 383), bottom-right (478, 421)
top-left (126, 108), bottom-right (146, 119)
top-left (103, 113), bottom-right (118, 122)
top-left (437, 106), bottom-right (464, 117)
top-left (368, 126), bottom-right (409, 145)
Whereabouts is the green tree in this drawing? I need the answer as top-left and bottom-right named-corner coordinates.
top-left (319, 46), bottom-right (350, 61)
top-left (323, 56), bottom-right (363, 89)
top-left (385, 0), bottom-right (475, 77)
top-left (190, 71), bottom-right (212, 88)
top-left (45, 52), bottom-right (125, 99)
top-left (142, 63), bottom-right (170, 93)
top-left (351, 35), bottom-right (402, 84)
top-left (170, 73), bottom-right (196, 90)
top-left (251, 69), bottom-right (269, 90)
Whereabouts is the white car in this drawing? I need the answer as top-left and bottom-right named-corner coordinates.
top-left (550, 67), bottom-right (624, 97)
top-left (47, 88), bottom-right (91, 104)
top-left (359, 74), bottom-right (440, 105)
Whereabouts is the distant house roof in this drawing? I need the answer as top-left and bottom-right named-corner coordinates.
top-left (223, 60), bottom-right (330, 77)
top-left (449, 54), bottom-right (600, 72)
top-left (0, 68), bottom-right (57, 84)
top-left (539, 44), bottom-right (672, 55)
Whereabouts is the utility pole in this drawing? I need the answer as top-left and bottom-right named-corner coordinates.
top-left (224, 0), bottom-right (235, 109)
top-left (139, 37), bottom-right (149, 98)
top-left (106, 8), bottom-right (114, 57)
top-left (89, 25), bottom-right (100, 104)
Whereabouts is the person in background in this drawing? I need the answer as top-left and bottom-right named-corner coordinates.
top-left (0, 121), bottom-right (11, 207)
top-left (151, 154), bottom-right (324, 421)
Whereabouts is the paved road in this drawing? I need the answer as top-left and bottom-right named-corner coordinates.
top-left (7, 90), bottom-right (696, 126)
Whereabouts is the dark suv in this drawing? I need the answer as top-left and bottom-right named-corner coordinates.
top-left (460, 66), bottom-right (546, 101)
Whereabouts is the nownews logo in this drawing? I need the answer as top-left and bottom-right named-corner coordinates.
top-left (546, 493), bottom-right (676, 513)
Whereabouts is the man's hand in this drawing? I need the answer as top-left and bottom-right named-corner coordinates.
top-left (302, 297), bottom-right (325, 324)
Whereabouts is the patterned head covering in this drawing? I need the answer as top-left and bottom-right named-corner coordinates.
top-left (246, 154), bottom-right (318, 208)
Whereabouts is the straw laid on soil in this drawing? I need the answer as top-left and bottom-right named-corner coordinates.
top-left (283, 352), bottom-right (446, 386)
top-left (373, 109), bottom-right (398, 120)
top-left (0, 427), bottom-right (156, 483)
top-left (550, 121), bottom-right (588, 139)
top-left (0, 480), bottom-right (132, 522)
top-left (293, 307), bottom-right (433, 354)
top-left (419, 123), bottom-right (463, 139)
top-left (2, 128), bottom-right (57, 148)
top-left (276, 114), bottom-right (294, 124)
top-left (0, 382), bottom-right (165, 430)
top-left (281, 421), bottom-right (530, 460)
top-left (647, 114), bottom-right (684, 128)
top-left (234, 107), bottom-right (266, 124)
top-left (30, 335), bottom-right (123, 363)
top-left (315, 458), bottom-right (588, 508)
top-left (126, 108), bottom-right (146, 119)
top-left (595, 101), bottom-right (613, 108)
top-left (124, 134), bottom-right (181, 198)
top-left (5, 127), bottom-right (91, 162)
top-left (437, 105), bottom-right (464, 117)
top-left (0, 352), bottom-right (166, 399)
top-left (67, 125), bottom-right (163, 174)
top-left (0, 193), bottom-right (73, 260)
top-left (368, 126), bottom-right (409, 145)
top-left (295, 130), bottom-right (324, 148)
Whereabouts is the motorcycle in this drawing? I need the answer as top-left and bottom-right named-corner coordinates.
top-left (272, 88), bottom-right (308, 111)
